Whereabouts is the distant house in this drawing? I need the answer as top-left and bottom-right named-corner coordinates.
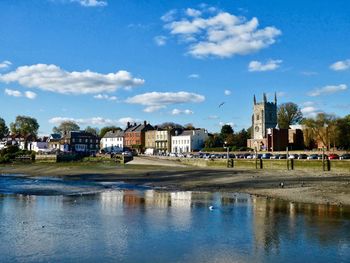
top-left (101, 130), bottom-right (124, 153)
top-left (27, 137), bottom-right (49, 152)
top-left (171, 129), bottom-right (208, 153)
top-left (155, 128), bottom-right (181, 154)
top-left (145, 130), bottom-right (156, 154)
top-left (124, 121), bottom-right (154, 153)
top-left (60, 131), bottom-right (100, 154)
top-left (48, 134), bottom-right (62, 152)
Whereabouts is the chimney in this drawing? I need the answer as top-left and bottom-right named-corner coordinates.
top-left (127, 122), bottom-right (130, 128)
top-left (134, 122), bottom-right (137, 127)
top-left (144, 120), bottom-right (147, 126)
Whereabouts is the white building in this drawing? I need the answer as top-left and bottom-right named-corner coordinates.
top-left (101, 130), bottom-right (124, 153)
top-left (27, 141), bottom-right (49, 152)
top-left (171, 129), bottom-right (208, 153)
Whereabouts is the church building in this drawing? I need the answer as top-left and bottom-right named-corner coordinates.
top-left (247, 93), bottom-right (304, 151)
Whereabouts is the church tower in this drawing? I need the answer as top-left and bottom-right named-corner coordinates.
top-left (252, 93), bottom-right (277, 140)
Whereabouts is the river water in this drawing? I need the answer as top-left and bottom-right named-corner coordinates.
top-left (0, 174), bottom-right (349, 263)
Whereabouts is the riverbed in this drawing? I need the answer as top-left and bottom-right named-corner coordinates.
top-left (0, 174), bottom-right (349, 262)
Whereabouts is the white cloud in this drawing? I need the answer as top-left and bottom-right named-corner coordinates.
top-left (0, 64), bottom-right (144, 95)
top-left (93, 94), bottom-right (117, 101)
top-left (185, 8), bottom-right (202, 17)
top-left (248, 59), bottom-right (282, 72)
top-left (144, 105), bottom-right (166, 113)
top-left (126, 91), bottom-right (205, 112)
top-left (70, 0), bottom-right (107, 7)
top-left (24, 91), bottom-right (37, 99)
top-left (0, 60), bottom-right (12, 69)
top-left (224, 89), bottom-right (231, 96)
top-left (329, 59), bottom-right (350, 71)
top-left (188, 73), bottom-right (200, 79)
top-left (208, 115), bottom-right (219, 120)
top-left (4, 88), bottom-right (22, 97)
top-left (308, 84), bottom-right (347, 97)
top-left (154, 35), bottom-right (167, 46)
top-left (301, 106), bottom-right (321, 118)
top-left (171, 109), bottom-right (194, 115)
top-left (4, 88), bottom-right (37, 99)
top-left (161, 9), bottom-right (177, 22)
top-left (49, 116), bottom-right (138, 127)
top-left (163, 8), bottom-right (281, 58)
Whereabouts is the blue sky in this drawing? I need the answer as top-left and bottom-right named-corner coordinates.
top-left (1, 0), bottom-right (350, 135)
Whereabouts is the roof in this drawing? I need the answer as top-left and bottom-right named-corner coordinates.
top-left (103, 130), bottom-right (124, 138)
top-left (50, 133), bottom-right (61, 140)
top-left (125, 123), bottom-right (154, 133)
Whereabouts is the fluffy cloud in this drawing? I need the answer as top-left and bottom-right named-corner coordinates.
top-left (0, 60), bottom-right (12, 69)
top-left (329, 59), bottom-right (350, 71)
top-left (125, 91), bottom-right (205, 112)
top-left (248, 59), bottom-right (282, 72)
top-left (188, 73), bottom-right (200, 79)
top-left (163, 8), bottom-right (281, 58)
top-left (24, 91), bottom-right (37, 99)
top-left (171, 109), bottom-right (194, 115)
top-left (185, 8), bottom-right (202, 17)
top-left (308, 84), bottom-right (347, 97)
top-left (70, 0), bottom-right (107, 7)
top-left (224, 89), bottom-right (231, 96)
top-left (161, 9), bottom-right (177, 22)
top-left (0, 64), bottom-right (144, 95)
top-left (49, 116), bottom-right (138, 127)
top-left (93, 94), bottom-right (117, 101)
top-left (4, 88), bottom-right (37, 99)
top-left (4, 88), bottom-right (21, 97)
top-left (154, 35), bottom-right (167, 46)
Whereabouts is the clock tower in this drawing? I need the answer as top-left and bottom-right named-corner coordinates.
top-left (252, 93), bottom-right (277, 140)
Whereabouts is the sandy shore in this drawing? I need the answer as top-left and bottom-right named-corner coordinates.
top-left (1, 157), bottom-right (350, 206)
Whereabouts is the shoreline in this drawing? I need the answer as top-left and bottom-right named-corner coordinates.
top-left (1, 159), bottom-right (350, 207)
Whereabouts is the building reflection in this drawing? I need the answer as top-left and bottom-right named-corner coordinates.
top-left (251, 196), bottom-right (349, 256)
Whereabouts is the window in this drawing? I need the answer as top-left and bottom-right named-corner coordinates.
top-left (256, 114), bottom-right (260, 121)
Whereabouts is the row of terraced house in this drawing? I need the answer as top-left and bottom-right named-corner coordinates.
top-left (1, 121), bottom-right (208, 155)
top-left (101, 121), bottom-right (208, 154)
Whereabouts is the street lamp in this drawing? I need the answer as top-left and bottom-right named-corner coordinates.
top-left (224, 141), bottom-right (229, 159)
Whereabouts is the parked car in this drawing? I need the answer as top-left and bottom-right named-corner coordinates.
top-left (317, 154), bottom-right (328, 160)
top-left (328, 154), bottom-right (339, 160)
top-left (279, 154), bottom-right (287, 159)
top-left (298, 154), bottom-right (308, 159)
top-left (288, 154), bottom-right (299, 159)
top-left (261, 153), bottom-right (273, 159)
top-left (340, 154), bottom-right (350, 160)
top-left (307, 154), bottom-right (319, 160)
top-left (270, 154), bottom-right (280, 159)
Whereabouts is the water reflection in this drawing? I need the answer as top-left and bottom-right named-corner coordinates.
top-left (0, 176), bottom-right (350, 262)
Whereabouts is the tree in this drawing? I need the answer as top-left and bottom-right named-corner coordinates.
top-left (10, 116), bottom-right (39, 147)
top-left (53, 121), bottom-right (80, 135)
top-left (336, 115), bottom-right (350, 149)
top-left (184, 123), bottom-right (196, 130)
top-left (204, 134), bottom-right (223, 148)
top-left (301, 113), bottom-right (337, 150)
top-left (99, 126), bottom-right (122, 138)
top-left (0, 118), bottom-right (9, 139)
top-left (277, 102), bottom-right (303, 129)
top-left (233, 129), bottom-right (249, 148)
top-left (157, 122), bottom-right (184, 130)
top-left (220, 124), bottom-right (234, 141)
top-left (85, 126), bottom-right (99, 136)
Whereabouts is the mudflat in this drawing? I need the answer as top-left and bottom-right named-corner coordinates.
top-left (1, 156), bottom-right (350, 206)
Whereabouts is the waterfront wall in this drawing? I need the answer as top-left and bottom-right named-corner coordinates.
top-left (179, 158), bottom-right (350, 172)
